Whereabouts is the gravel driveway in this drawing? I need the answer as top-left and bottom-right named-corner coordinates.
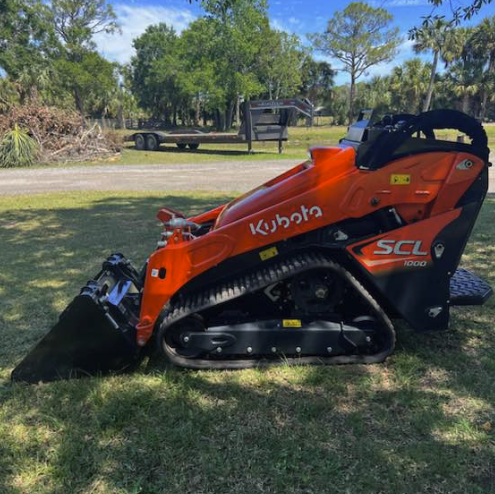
top-left (0, 155), bottom-right (494, 195)
top-left (0, 159), bottom-right (301, 195)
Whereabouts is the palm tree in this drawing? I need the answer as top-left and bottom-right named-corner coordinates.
top-left (444, 59), bottom-right (483, 114)
top-left (389, 59), bottom-right (432, 113)
top-left (17, 65), bottom-right (52, 104)
top-left (413, 19), bottom-right (450, 112)
top-left (365, 76), bottom-right (391, 113)
top-left (471, 16), bottom-right (495, 120)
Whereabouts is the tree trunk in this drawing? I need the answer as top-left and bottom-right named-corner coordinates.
top-left (226, 100), bottom-right (234, 130)
top-left (173, 106), bottom-right (177, 127)
top-left (462, 93), bottom-right (470, 114)
top-left (235, 94), bottom-right (241, 127)
top-left (423, 49), bottom-right (439, 112)
top-left (117, 104), bottom-right (125, 129)
top-left (348, 74), bottom-right (356, 125)
top-left (29, 85), bottom-right (39, 103)
top-left (215, 109), bottom-right (225, 131)
top-left (480, 55), bottom-right (495, 121)
top-left (194, 95), bottom-right (200, 126)
top-left (74, 88), bottom-right (85, 116)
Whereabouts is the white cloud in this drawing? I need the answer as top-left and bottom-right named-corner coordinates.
top-left (270, 16), bottom-right (305, 35)
top-left (94, 4), bottom-right (195, 64)
top-left (270, 18), bottom-right (287, 32)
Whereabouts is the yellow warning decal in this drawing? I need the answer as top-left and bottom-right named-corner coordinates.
top-left (260, 246), bottom-right (278, 261)
top-left (283, 319), bottom-right (302, 328)
top-left (390, 174), bottom-right (411, 185)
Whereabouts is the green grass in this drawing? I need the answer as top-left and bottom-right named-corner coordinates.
top-left (1, 191), bottom-right (495, 493)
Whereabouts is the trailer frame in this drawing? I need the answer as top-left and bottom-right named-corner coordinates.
top-left (125, 99), bottom-right (314, 154)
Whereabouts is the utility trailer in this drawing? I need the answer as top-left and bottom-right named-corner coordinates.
top-left (125, 99), bottom-right (314, 154)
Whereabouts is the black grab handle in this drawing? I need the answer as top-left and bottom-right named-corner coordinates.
top-left (357, 109), bottom-right (489, 169)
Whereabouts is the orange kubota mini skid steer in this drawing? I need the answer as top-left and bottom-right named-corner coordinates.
top-left (12, 109), bottom-right (493, 383)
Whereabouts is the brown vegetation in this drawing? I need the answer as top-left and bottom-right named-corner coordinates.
top-left (0, 105), bottom-right (122, 164)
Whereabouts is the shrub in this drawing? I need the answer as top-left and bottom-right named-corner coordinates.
top-left (0, 125), bottom-right (38, 168)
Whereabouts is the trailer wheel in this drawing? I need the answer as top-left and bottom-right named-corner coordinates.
top-left (135, 134), bottom-right (146, 151)
top-left (176, 143), bottom-right (187, 149)
top-left (146, 134), bottom-right (159, 151)
top-left (188, 143), bottom-right (200, 150)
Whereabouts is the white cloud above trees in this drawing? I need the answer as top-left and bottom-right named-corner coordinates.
top-left (94, 4), bottom-right (195, 64)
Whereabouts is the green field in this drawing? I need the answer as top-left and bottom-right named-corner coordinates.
top-left (1, 191), bottom-right (495, 493)
top-left (46, 123), bottom-right (495, 167)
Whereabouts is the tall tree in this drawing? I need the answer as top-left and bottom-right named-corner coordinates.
top-left (410, 0), bottom-right (493, 38)
top-left (49, 0), bottom-right (119, 52)
top-left (201, 0), bottom-right (269, 129)
top-left (54, 51), bottom-right (118, 115)
top-left (177, 19), bottom-right (222, 125)
top-left (0, 0), bottom-right (52, 78)
top-left (310, 2), bottom-right (400, 123)
top-left (413, 19), bottom-right (452, 111)
top-left (258, 29), bottom-right (306, 100)
top-left (299, 58), bottom-right (335, 106)
top-left (44, 0), bottom-right (120, 115)
top-left (130, 23), bottom-right (182, 123)
top-left (471, 16), bottom-right (495, 119)
top-left (445, 59), bottom-right (483, 114)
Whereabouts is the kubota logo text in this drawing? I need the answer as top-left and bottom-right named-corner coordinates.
top-left (249, 205), bottom-right (323, 236)
top-left (373, 240), bottom-right (428, 256)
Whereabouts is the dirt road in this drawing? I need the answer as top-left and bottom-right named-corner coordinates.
top-left (0, 160), bottom-right (301, 195)
top-left (1, 155), bottom-right (494, 195)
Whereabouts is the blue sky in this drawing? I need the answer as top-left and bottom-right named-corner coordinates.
top-left (94, 0), bottom-right (495, 85)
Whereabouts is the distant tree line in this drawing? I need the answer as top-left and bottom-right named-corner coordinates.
top-left (1, 0), bottom-right (495, 128)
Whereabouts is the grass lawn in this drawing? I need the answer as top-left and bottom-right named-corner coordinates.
top-left (1, 191), bottom-right (495, 493)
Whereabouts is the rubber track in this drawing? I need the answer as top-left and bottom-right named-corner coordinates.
top-left (157, 252), bottom-right (396, 369)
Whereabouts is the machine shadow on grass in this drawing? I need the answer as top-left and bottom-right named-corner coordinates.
top-left (1, 194), bottom-right (495, 493)
top-left (0, 193), bottom-right (234, 370)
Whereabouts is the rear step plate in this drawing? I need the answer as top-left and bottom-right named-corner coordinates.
top-left (450, 268), bottom-right (493, 306)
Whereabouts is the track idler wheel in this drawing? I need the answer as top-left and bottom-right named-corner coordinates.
top-left (159, 315), bottom-right (206, 359)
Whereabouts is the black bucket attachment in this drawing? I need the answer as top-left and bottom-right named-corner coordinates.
top-left (12, 254), bottom-right (144, 384)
